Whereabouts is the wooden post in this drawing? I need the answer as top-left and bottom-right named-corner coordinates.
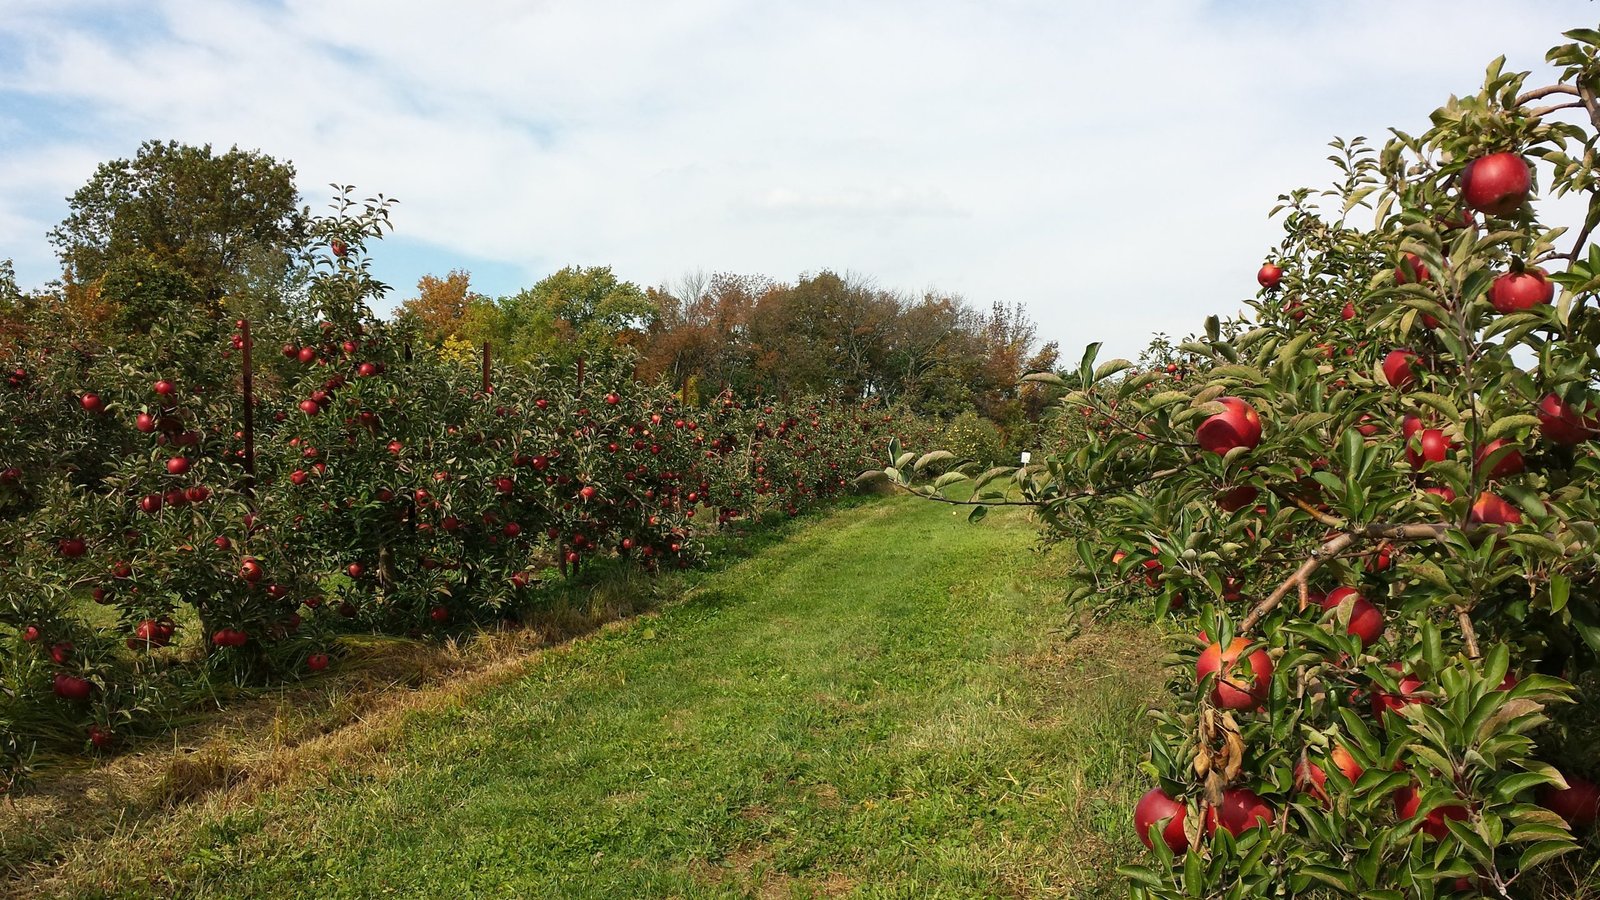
top-left (241, 319), bottom-right (256, 498)
top-left (482, 341), bottom-right (492, 394)
top-left (576, 356), bottom-right (585, 392)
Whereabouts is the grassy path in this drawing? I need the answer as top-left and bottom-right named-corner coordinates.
top-left (22, 497), bottom-right (1162, 899)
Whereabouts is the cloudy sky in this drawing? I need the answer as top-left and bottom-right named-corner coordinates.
top-left (0, 1), bottom-right (1592, 359)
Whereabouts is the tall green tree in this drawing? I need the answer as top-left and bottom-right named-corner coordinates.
top-left (464, 265), bottom-right (654, 369)
top-left (48, 140), bottom-right (308, 319)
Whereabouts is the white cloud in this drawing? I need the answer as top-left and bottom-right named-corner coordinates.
top-left (0, 0), bottom-right (1591, 358)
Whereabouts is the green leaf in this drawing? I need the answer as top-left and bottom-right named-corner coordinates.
top-left (1077, 342), bottom-right (1102, 384)
top-left (1410, 392), bottom-right (1460, 423)
top-left (971, 466), bottom-right (1015, 491)
top-left (1506, 822), bottom-right (1577, 843)
top-left (1207, 365), bottom-right (1266, 383)
top-left (1021, 371), bottom-right (1064, 385)
top-left (967, 505), bottom-right (987, 524)
top-left (1550, 573), bottom-right (1570, 614)
top-left (1519, 839), bottom-right (1577, 870)
top-left (913, 450), bottom-right (956, 472)
top-left (1145, 391), bottom-right (1192, 410)
top-left (1486, 415), bottom-right (1543, 441)
top-left (1506, 533), bottom-right (1566, 556)
top-left (1093, 359), bottom-right (1134, 383)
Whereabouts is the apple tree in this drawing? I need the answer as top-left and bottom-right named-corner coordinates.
top-left (875, 30), bottom-right (1600, 898)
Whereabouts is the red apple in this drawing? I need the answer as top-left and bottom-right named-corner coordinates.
top-left (1402, 414), bottom-right (1424, 442)
top-left (80, 392), bottom-right (106, 413)
top-left (153, 379), bottom-right (175, 396)
top-left (1371, 665), bottom-right (1428, 717)
top-left (1406, 428), bottom-right (1452, 470)
top-left (1460, 152), bottom-right (1531, 216)
top-left (1197, 637), bottom-right (1273, 710)
top-left (1395, 253), bottom-right (1430, 284)
top-left (1205, 788), bottom-right (1275, 838)
top-left (1469, 491), bottom-right (1522, 526)
top-left (88, 725), bottom-right (113, 749)
top-left (1196, 397), bottom-right (1263, 455)
top-left (1475, 439), bottom-right (1524, 478)
top-left (1321, 587), bottom-right (1383, 648)
top-left (166, 456), bottom-right (190, 476)
top-left (1134, 788), bottom-right (1189, 853)
top-left (240, 558), bottom-right (264, 582)
top-left (1394, 783), bottom-right (1469, 838)
top-left (132, 618), bottom-right (173, 648)
top-left (428, 606), bottom-right (450, 623)
top-left (1539, 774), bottom-right (1600, 829)
top-left (54, 674), bottom-right (94, 700)
top-left (1424, 485), bottom-right (1457, 503)
top-left (58, 537), bottom-right (86, 557)
top-left (1537, 393), bottom-right (1596, 445)
top-left (1489, 268), bottom-right (1554, 313)
top-left (1382, 350), bottom-right (1421, 390)
top-left (1257, 264), bottom-right (1283, 289)
top-left (1216, 485), bottom-right (1258, 512)
top-left (307, 653), bottom-right (330, 672)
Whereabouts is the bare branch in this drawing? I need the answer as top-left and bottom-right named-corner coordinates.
top-left (1241, 533), bottom-right (1356, 633)
top-left (1515, 84), bottom-right (1580, 106)
top-left (1528, 100), bottom-right (1586, 118)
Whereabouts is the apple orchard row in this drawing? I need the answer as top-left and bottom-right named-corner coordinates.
top-left (0, 318), bottom-right (934, 770)
top-left (887, 108), bottom-right (1600, 895)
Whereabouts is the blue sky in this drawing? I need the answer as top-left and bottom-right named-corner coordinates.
top-left (0, 1), bottom-right (1592, 359)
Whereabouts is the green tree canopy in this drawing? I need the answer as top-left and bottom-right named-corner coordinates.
top-left (49, 139), bottom-right (308, 315)
top-left (463, 265), bottom-right (654, 368)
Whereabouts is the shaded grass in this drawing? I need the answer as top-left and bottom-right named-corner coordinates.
top-left (7, 496), bottom-right (1163, 898)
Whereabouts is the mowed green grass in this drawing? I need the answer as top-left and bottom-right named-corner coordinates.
top-left (32, 496), bottom-right (1163, 899)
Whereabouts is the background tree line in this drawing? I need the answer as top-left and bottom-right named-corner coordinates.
top-left (396, 267), bottom-right (1060, 451)
top-left (1, 139), bottom-right (1061, 459)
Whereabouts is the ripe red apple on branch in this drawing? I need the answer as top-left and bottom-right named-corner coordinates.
top-left (1134, 789), bottom-right (1189, 853)
top-left (1195, 398), bottom-right (1262, 455)
top-left (1489, 267), bottom-right (1554, 312)
top-left (1460, 151), bottom-right (1532, 217)
top-left (1196, 637), bottom-right (1272, 711)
